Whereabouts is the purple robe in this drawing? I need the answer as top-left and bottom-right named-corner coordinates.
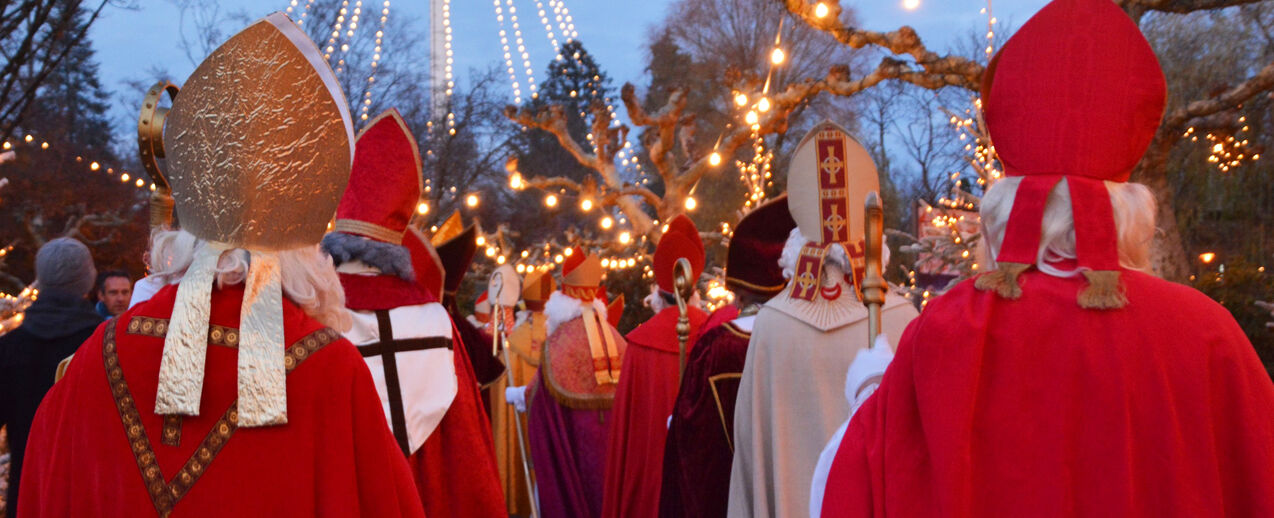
top-left (659, 321), bottom-right (751, 518)
top-left (528, 372), bottom-right (610, 518)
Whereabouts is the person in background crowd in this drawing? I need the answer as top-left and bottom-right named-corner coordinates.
top-left (0, 237), bottom-right (103, 517)
top-left (93, 270), bottom-right (131, 318)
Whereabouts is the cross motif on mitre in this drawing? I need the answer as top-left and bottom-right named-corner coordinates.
top-left (823, 204), bottom-right (846, 236)
top-left (820, 151), bottom-right (843, 184)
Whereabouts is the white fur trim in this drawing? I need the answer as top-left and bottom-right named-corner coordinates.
top-left (544, 291), bottom-right (607, 335)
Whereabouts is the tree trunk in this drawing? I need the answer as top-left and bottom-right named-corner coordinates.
top-left (1141, 171), bottom-right (1192, 282)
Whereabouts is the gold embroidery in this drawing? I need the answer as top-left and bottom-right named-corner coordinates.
top-left (161, 415), bottom-right (182, 447)
top-left (105, 320), bottom-right (338, 517)
top-left (126, 316), bottom-right (240, 349)
top-left (708, 372), bottom-right (743, 453)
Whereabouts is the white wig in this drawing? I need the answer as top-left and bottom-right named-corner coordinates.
top-left (980, 176), bottom-right (1155, 277)
top-left (149, 229), bottom-right (352, 332)
top-left (777, 228), bottom-right (891, 291)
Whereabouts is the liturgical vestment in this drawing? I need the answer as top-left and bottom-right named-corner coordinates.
top-left (660, 316), bottom-right (754, 518)
top-left (18, 284), bottom-right (425, 517)
top-left (818, 271), bottom-right (1274, 517)
top-left (727, 290), bottom-right (916, 518)
top-left (601, 305), bottom-right (709, 518)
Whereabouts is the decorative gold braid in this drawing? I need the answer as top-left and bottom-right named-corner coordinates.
top-left (707, 373), bottom-right (743, 453)
top-left (105, 321), bottom-right (339, 517)
top-left (127, 316), bottom-right (239, 348)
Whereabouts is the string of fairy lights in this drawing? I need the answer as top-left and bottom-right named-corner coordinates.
top-left (2, 135), bottom-right (155, 192)
top-left (1183, 110), bottom-right (1261, 172)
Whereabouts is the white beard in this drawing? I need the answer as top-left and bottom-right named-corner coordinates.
top-left (544, 291), bottom-right (607, 335)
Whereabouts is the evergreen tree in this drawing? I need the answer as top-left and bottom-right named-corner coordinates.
top-left (516, 40), bottom-right (615, 186)
top-left (0, 6), bottom-right (146, 290)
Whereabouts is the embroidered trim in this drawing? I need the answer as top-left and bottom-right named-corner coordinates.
top-left (708, 372), bottom-right (743, 453)
top-left (333, 218), bottom-right (404, 245)
top-left (161, 415), bottom-right (182, 447)
top-left (725, 276), bottom-right (786, 296)
top-left (105, 320), bottom-right (339, 517)
top-left (721, 322), bottom-right (751, 340)
top-left (127, 316), bottom-right (240, 349)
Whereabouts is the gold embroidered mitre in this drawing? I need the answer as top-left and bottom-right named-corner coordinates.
top-left (165, 13), bottom-right (353, 250)
top-left (155, 12), bottom-right (354, 428)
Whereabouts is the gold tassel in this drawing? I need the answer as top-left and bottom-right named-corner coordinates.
top-left (1078, 270), bottom-right (1127, 310)
top-left (974, 262), bottom-right (1031, 299)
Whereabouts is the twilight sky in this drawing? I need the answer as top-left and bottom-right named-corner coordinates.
top-left (89, 0), bottom-right (1049, 137)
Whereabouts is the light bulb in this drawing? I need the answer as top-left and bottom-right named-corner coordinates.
top-left (757, 97), bottom-right (771, 112)
top-left (709, 152), bottom-right (722, 166)
top-left (684, 197), bottom-right (697, 211)
top-left (545, 194), bottom-right (558, 207)
top-left (815, 2), bottom-right (829, 18)
top-left (770, 47), bottom-right (785, 65)
top-left (466, 194), bottom-right (479, 207)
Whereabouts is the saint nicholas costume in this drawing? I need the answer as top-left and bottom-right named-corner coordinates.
top-left (660, 195), bottom-right (795, 518)
top-left (492, 269), bottom-right (555, 516)
top-left (727, 122), bottom-right (918, 518)
top-left (815, 1), bottom-right (1274, 516)
top-left (18, 14), bottom-right (424, 517)
top-left (602, 215), bottom-right (709, 518)
top-left (434, 219), bottom-right (507, 389)
top-left (527, 250), bottom-right (627, 518)
top-left (322, 109), bottom-right (505, 518)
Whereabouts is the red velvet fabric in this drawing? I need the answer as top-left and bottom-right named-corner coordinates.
top-left (655, 215), bottom-right (705, 293)
top-left (403, 227), bottom-right (446, 301)
top-left (406, 320), bottom-right (507, 518)
top-left (19, 284), bottom-right (425, 517)
top-left (659, 323), bottom-right (751, 518)
top-left (339, 272), bottom-right (434, 310)
top-left (726, 195), bottom-right (796, 296)
top-left (334, 109), bottom-right (422, 242)
top-left (819, 271), bottom-right (1274, 517)
top-left (982, 0), bottom-right (1166, 271)
top-left (601, 306), bottom-right (708, 518)
top-left (701, 305), bottom-right (739, 334)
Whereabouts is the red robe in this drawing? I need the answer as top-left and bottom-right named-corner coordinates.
top-left (340, 274), bottom-right (507, 518)
top-left (19, 284), bottom-right (424, 518)
top-left (602, 306), bottom-right (709, 518)
top-left (820, 270), bottom-right (1274, 517)
top-left (407, 320), bottom-right (506, 518)
top-left (659, 320), bottom-right (751, 518)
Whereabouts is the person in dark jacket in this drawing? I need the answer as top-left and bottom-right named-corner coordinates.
top-left (0, 237), bottom-right (102, 517)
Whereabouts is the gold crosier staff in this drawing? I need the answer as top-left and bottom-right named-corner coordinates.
top-left (861, 192), bottom-right (886, 346)
top-left (137, 81), bottom-right (180, 229)
top-left (673, 257), bottom-right (694, 382)
top-left (489, 270), bottom-right (540, 518)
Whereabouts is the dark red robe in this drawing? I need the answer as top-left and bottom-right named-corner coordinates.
top-left (820, 270), bottom-right (1274, 517)
top-left (601, 306), bottom-right (708, 518)
top-left (659, 320), bottom-right (751, 518)
top-left (340, 273), bottom-right (507, 518)
top-left (18, 284), bottom-right (424, 518)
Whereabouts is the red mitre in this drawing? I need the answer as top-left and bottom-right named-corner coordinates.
top-left (435, 223), bottom-right (478, 300)
top-left (401, 227), bottom-right (446, 300)
top-left (562, 247), bottom-right (603, 301)
top-left (607, 294), bottom-right (625, 327)
top-left (332, 109), bottom-right (422, 244)
top-left (654, 214), bottom-right (705, 293)
top-left (727, 195), bottom-right (796, 297)
top-left (978, 0), bottom-right (1166, 309)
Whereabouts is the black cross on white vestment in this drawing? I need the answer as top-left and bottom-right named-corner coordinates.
top-left (360, 310), bottom-right (453, 455)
